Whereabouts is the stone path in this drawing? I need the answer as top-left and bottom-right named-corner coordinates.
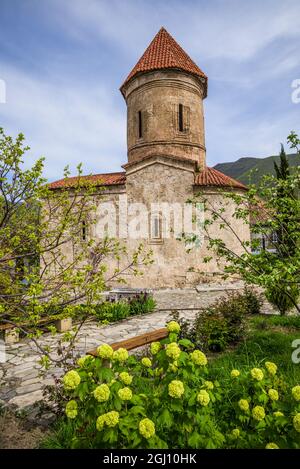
top-left (0, 287), bottom-right (273, 417)
top-left (0, 310), bottom-right (198, 414)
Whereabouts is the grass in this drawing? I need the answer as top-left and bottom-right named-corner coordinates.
top-left (209, 314), bottom-right (300, 386)
top-left (249, 314), bottom-right (300, 330)
top-left (39, 421), bottom-right (75, 449)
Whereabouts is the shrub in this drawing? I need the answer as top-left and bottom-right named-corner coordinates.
top-left (210, 293), bottom-right (247, 344)
top-left (242, 287), bottom-right (263, 315)
top-left (193, 312), bottom-right (229, 352)
top-left (93, 302), bottom-right (131, 323)
top-left (43, 321), bottom-right (300, 449)
top-left (83, 293), bottom-right (156, 324)
top-left (128, 292), bottom-right (156, 316)
top-left (172, 290), bottom-right (256, 352)
top-left (266, 284), bottom-right (299, 315)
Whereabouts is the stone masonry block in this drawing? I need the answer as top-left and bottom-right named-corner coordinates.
top-left (55, 317), bottom-right (72, 333)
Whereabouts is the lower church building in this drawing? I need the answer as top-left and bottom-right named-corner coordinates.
top-left (49, 27), bottom-right (250, 289)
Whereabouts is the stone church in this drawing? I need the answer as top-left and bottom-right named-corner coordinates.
top-left (49, 27), bottom-right (250, 289)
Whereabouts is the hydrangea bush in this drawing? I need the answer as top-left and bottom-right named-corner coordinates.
top-left (58, 322), bottom-right (300, 449)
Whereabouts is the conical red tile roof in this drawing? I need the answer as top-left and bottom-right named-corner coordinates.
top-left (121, 27), bottom-right (207, 96)
top-left (195, 167), bottom-right (247, 190)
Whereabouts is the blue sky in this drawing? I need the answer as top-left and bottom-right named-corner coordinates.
top-left (0, 0), bottom-right (299, 181)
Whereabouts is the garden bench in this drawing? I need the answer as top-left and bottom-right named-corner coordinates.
top-left (88, 327), bottom-right (168, 357)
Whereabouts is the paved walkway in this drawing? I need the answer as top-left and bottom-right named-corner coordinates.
top-left (0, 287), bottom-right (273, 418)
top-left (0, 310), bottom-right (199, 413)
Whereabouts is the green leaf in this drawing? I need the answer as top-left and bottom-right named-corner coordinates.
top-left (188, 431), bottom-right (202, 448)
top-left (178, 338), bottom-right (195, 349)
top-left (157, 408), bottom-right (173, 428)
top-left (129, 405), bottom-right (146, 416)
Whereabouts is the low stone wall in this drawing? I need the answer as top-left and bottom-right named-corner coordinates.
top-left (152, 287), bottom-right (243, 310)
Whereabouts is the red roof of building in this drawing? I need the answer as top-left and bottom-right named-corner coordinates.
top-left (120, 27), bottom-right (207, 96)
top-left (195, 167), bottom-right (247, 190)
top-left (48, 172), bottom-right (126, 189)
top-left (49, 167), bottom-right (246, 191)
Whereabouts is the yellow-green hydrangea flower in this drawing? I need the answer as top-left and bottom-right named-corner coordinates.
top-left (168, 364), bottom-right (177, 373)
top-left (96, 414), bottom-right (106, 431)
top-left (168, 380), bottom-right (185, 398)
top-left (93, 384), bottom-right (110, 402)
top-left (63, 370), bottom-right (81, 390)
top-left (139, 418), bottom-right (155, 439)
top-left (238, 399), bottom-right (249, 412)
top-left (252, 405), bottom-right (265, 421)
top-left (268, 389), bottom-right (279, 401)
top-left (197, 389), bottom-right (210, 406)
top-left (231, 428), bottom-right (240, 439)
top-left (105, 411), bottom-right (119, 427)
top-left (118, 387), bottom-right (133, 401)
top-left (251, 368), bottom-right (264, 381)
top-left (265, 361), bottom-right (277, 376)
top-left (150, 341), bottom-right (161, 355)
top-left (141, 357), bottom-right (152, 368)
top-left (191, 350), bottom-right (207, 366)
top-left (119, 372), bottom-right (133, 385)
top-left (265, 443), bottom-right (279, 449)
top-left (77, 355), bottom-right (92, 368)
top-left (65, 400), bottom-right (78, 419)
top-left (165, 342), bottom-right (181, 361)
top-left (113, 348), bottom-right (129, 362)
top-left (204, 381), bottom-right (214, 390)
top-left (273, 411), bottom-right (284, 418)
top-left (97, 344), bottom-right (114, 359)
top-left (168, 361), bottom-right (178, 372)
top-left (154, 367), bottom-right (164, 377)
top-left (293, 413), bottom-right (300, 433)
top-left (231, 369), bottom-right (240, 378)
top-left (167, 321), bottom-right (181, 334)
top-left (292, 385), bottom-right (300, 402)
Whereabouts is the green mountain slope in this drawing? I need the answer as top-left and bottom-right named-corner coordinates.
top-left (214, 153), bottom-right (300, 185)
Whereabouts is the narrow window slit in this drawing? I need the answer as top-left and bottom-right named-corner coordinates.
top-left (178, 103), bottom-right (184, 132)
top-left (82, 220), bottom-right (86, 241)
top-left (151, 214), bottom-right (162, 240)
top-left (138, 111), bottom-right (143, 138)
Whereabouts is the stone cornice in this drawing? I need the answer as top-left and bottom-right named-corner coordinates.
top-left (122, 69), bottom-right (205, 101)
top-left (123, 153), bottom-right (197, 176)
top-left (128, 139), bottom-right (206, 153)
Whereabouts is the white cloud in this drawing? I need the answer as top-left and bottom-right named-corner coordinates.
top-left (205, 99), bottom-right (299, 165)
top-left (0, 63), bottom-right (126, 179)
top-left (52, 0), bottom-right (300, 62)
top-left (185, 0), bottom-right (300, 61)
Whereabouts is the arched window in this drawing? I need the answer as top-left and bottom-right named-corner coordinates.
top-left (150, 213), bottom-right (163, 242)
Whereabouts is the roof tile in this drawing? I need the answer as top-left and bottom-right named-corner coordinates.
top-left (121, 27), bottom-right (207, 95)
top-left (48, 172), bottom-right (126, 189)
top-left (194, 167), bottom-right (247, 190)
top-left (49, 167), bottom-right (246, 191)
